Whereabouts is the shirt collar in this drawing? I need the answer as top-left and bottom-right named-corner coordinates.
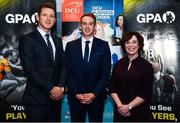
top-left (37, 26), bottom-right (50, 37)
top-left (81, 36), bottom-right (93, 44)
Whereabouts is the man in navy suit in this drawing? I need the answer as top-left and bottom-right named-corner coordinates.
top-left (18, 2), bottom-right (66, 122)
top-left (65, 13), bottom-right (111, 122)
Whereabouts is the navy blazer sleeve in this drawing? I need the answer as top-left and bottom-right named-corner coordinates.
top-left (57, 38), bottom-right (67, 88)
top-left (65, 43), bottom-right (78, 95)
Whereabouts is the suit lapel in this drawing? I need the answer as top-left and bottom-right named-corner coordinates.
top-left (52, 35), bottom-right (57, 57)
top-left (52, 35), bottom-right (63, 63)
top-left (89, 37), bottom-right (98, 63)
top-left (77, 39), bottom-right (84, 62)
top-left (35, 30), bottom-right (54, 64)
top-left (35, 29), bottom-right (48, 50)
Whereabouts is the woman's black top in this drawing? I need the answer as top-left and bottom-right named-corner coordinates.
top-left (109, 56), bottom-right (154, 122)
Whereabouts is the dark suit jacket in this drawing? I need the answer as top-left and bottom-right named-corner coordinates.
top-left (65, 37), bottom-right (111, 97)
top-left (18, 29), bottom-right (66, 104)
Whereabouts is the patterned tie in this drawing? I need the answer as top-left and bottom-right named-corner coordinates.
top-left (45, 34), bottom-right (54, 61)
top-left (84, 41), bottom-right (90, 63)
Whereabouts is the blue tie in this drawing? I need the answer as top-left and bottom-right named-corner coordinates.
top-left (84, 41), bottom-right (90, 63)
top-left (45, 34), bottom-right (54, 61)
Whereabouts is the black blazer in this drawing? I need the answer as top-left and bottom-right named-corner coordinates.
top-left (65, 37), bottom-right (111, 97)
top-left (18, 29), bottom-right (66, 104)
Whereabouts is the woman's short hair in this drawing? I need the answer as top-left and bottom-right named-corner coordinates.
top-left (121, 32), bottom-right (144, 55)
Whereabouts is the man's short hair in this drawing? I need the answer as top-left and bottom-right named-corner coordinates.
top-left (80, 13), bottom-right (96, 24)
top-left (37, 2), bottom-right (56, 16)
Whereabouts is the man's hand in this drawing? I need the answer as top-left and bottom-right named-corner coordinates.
top-left (75, 94), bottom-right (84, 101)
top-left (82, 93), bottom-right (96, 104)
top-left (75, 93), bottom-right (96, 104)
top-left (49, 86), bottom-right (64, 100)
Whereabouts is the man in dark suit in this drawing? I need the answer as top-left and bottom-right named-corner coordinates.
top-left (65, 13), bottom-right (111, 122)
top-left (18, 2), bottom-right (66, 122)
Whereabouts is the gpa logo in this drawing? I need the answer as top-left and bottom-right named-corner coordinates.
top-left (5, 13), bottom-right (37, 24)
top-left (137, 11), bottom-right (175, 24)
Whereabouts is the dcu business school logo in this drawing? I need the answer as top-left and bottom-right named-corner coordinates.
top-left (137, 11), bottom-right (175, 24)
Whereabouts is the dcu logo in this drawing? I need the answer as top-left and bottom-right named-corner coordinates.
top-left (137, 11), bottom-right (175, 24)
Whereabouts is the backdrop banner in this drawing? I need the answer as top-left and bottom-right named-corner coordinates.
top-left (0, 0), bottom-right (56, 121)
top-left (124, 0), bottom-right (180, 121)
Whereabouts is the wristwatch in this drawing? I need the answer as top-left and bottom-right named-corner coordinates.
top-left (128, 105), bottom-right (132, 110)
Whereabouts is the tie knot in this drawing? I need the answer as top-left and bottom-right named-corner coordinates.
top-left (85, 41), bottom-right (90, 45)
